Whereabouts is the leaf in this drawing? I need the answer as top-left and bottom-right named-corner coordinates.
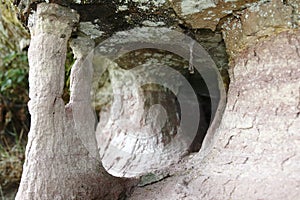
top-left (1, 78), bottom-right (12, 91)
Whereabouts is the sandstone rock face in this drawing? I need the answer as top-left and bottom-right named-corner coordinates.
top-left (185, 29), bottom-right (300, 200)
top-left (93, 27), bottom-right (226, 178)
top-left (127, 1), bottom-right (300, 199)
top-left (169, 0), bottom-right (299, 50)
top-left (169, 0), bottom-right (300, 64)
top-left (170, 0), bottom-right (260, 30)
top-left (16, 4), bottom-right (128, 200)
top-left (222, 0), bottom-right (295, 64)
top-left (129, 28), bottom-right (300, 200)
top-left (14, 0), bottom-right (300, 199)
top-left (289, 0), bottom-right (300, 26)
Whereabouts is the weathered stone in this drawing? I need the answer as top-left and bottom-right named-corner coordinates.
top-left (128, 28), bottom-right (300, 200)
top-left (96, 60), bottom-right (187, 178)
top-left (287, 0), bottom-right (300, 27)
top-left (194, 29), bottom-right (229, 90)
top-left (222, 0), bottom-right (294, 64)
top-left (169, 0), bottom-right (260, 30)
top-left (13, 0), bottom-right (300, 199)
top-left (92, 27), bottom-right (225, 178)
top-left (16, 3), bottom-right (128, 199)
top-left (187, 29), bottom-right (300, 200)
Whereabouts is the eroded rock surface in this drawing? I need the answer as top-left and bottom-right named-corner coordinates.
top-left (16, 4), bottom-right (129, 199)
top-left (129, 28), bottom-right (300, 200)
top-left (222, 0), bottom-right (295, 64)
top-left (170, 0), bottom-right (260, 30)
top-left (92, 27), bottom-right (225, 178)
top-left (13, 0), bottom-right (300, 199)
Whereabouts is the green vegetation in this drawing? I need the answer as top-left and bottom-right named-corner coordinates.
top-left (0, 0), bottom-right (29, 197)
top-left (0, 52), bottom-right (29, 102)
top-left (0, 134), bottom-right (25, 197)
top-left (0, 2), bottom-right (76, 197)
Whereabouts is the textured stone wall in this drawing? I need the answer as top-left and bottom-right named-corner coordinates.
top-left (13, 0), bottom-right (300, 199)
top-left (128, 27), bottom-right (300, 200)
top-left (16, 4), bottom-right (128, 199)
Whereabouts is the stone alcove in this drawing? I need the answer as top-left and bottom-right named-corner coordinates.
top-left (90, 27), bottom-right (228, 178)
top-left (14, 0), bottom-right (299, 199)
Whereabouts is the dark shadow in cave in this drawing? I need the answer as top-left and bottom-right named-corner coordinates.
top-left (185, 70), bottom-right (212, 152)
top-left (114, 47), bottom-right (224, 153)
top-left (137, 63), bottom-right (216, 154)
top-left (141, 73), bottom-right (212, 153)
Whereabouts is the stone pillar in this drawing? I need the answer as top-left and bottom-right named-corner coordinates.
top-left (16, 3), bottom-right (126, 199)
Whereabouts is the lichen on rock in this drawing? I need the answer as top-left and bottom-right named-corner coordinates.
top-left (221, 0), bottom-right (296, 65)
